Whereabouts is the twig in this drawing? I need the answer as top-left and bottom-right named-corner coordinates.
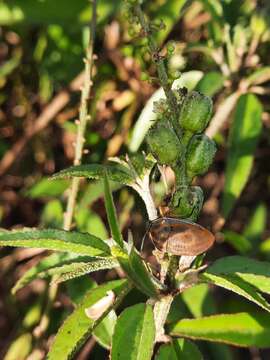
top-left (0, 72), bottom-right (84, 176)
top-left (63, 0), bottom-right (97, 230)
top-left (134, 4), bottom-right (180, 137)
top-left (33, 0), bottom-right (97, 340)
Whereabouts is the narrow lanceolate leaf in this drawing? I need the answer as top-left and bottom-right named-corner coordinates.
top-left (51, 163), bottom-right (134, 185)
top-left (12, 252), bottom-right (79, 294)
top-left (155, 339), bottom-right (202, 360)
top-left (0, 229), bottom-right (110, 257)
top-left (104, 172), bottom-right (124, 248)
top-left (222, 94), bottom-right (262, 218)
top-left (169, 312), bottom-right (270, 348)
top-left (47, 280), bottom-right (131, 360)
top-left (111, 303), bottom-right (155, 360)
top-left (201, 272), bottom-right (270, 313)
top-left (111, 245), bottom-right (159, 298)
top-left (204, 256), bottom-right (270, 295)
top-left (52, 258), bottom-right (119, 284)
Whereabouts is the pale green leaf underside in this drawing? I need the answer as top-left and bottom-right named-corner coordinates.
top-left (0, 228), bottom-right (110, 257)
top-left (47, 279), bottom-right (131, 360)
top-left (52, 258), bottom-right (119, 284)
top-left (169, 312), bottom-right (270, 348)
top-left (111, 303), bottom-right (155, 360)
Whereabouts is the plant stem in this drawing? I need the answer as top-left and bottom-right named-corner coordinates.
top-left (34, 0), bottom-right (97, 340)
top-left (64, 0), bottom-right (97, 230)
top-left (134, 4), bottom-right (180, 137)
top-left (153, 294), bottom-right (173, 342)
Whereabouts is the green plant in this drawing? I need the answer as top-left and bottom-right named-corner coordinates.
top-left (1, 1), bottom-right (270, 359)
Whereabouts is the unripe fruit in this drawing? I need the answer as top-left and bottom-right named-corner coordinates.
top-left (179, 91), bottom-right (213, 133)
top-left (186, 134), bottom-right (216, 178)
top-left (147, 123), bottom-right (181, 166)
top-left (169, 186), bottom-right (204, 221)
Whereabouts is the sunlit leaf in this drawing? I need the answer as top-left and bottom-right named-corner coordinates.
top-left (111, 303), bottom-right (155, 360)
top-left (201, 271), bottom-right (270, 313)
top-left (169, 312), bottom-right (270, 348)
top-left (222, 94), bottom-right (262, 218)
top-left (204, 256), bottom-right (270, 295)
top-left (0, 228), bottom-right (110, 258)
top-left (47, 280), bottom-right (131, 360)
top-left (196, 71), bottom-right (224, 97)
top-left (112, 245), bottom-right (159, 298)
top-left (243, 202), bottom-right (267, 248)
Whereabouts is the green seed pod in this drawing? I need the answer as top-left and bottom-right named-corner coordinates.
top-left (179, 91), bottom-right (213, 133)
top-left (169, 186), bottom-right (204, 221)
top-left (147, 123), bottom-right (181, 166)
top-left (186, 134), bottom-right (216, 178)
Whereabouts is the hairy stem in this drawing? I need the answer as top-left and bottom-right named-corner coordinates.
top-left (64, 0), bottom-right (97, 230)
top-left (134, 4), bottom-right (180, 137)
top-left (35, 0), bottom-right (97, 340)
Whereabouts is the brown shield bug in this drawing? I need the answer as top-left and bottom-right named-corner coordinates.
top-left (147, 217), bottom-right (215, 256)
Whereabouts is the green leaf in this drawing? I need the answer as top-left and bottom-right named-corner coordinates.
top-left (222, 230), bottom-right (252, 254)
top-left (0, 228), bottom-right (110, 257)
top-left (260, 238), bottom-right (270, 255)
top-left (222, 94), bottom-right (262, 218)
top-left (195, 71), bottom-right (224, 97)
top-left (66, 276), bottom-right (97, 305)
top-left (93, 310), bottom-right (117, 349)
top-left (204, 256), bottom-right (270, 295)
top-left (47, 279), bottom-right (131, 360)
top-left (111, 303), bottom-right (155, 360)
top-left (243, 202), bottom-right (267, 248)
top-left (104, 172), bottom-right (124, 248)
top-left (24, 178), bottom-right (69, 198)
top-left (112, 245), bottom-right (159, 299)
top-left (0, 0), bottom-right (119, 26)
top-left (201, 271), bottom-right (270, 313)
top-left (181, 283), bottom-right (216, 318)
top-left (169, 312), bottom-right (270, 348)
top-left (51, 163), bottom-right (133, 185)
top-left (40, 200), bottom-right (63, 228)
top-left (155, 339), bottom-right (202, 360)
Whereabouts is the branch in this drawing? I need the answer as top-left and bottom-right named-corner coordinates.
top-left (63, 0), bottom-right (97, 230)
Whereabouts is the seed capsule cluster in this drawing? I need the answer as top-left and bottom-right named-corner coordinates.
top-left (146, 90), bottom-right (216, 221)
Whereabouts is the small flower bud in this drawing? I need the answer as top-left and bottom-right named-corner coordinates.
top-left (179, 91), bottom-right (213, 134)
top-left (186, 134), bottom-right (216, 178)
top-left (147, 123), bottom-right (181, 166)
